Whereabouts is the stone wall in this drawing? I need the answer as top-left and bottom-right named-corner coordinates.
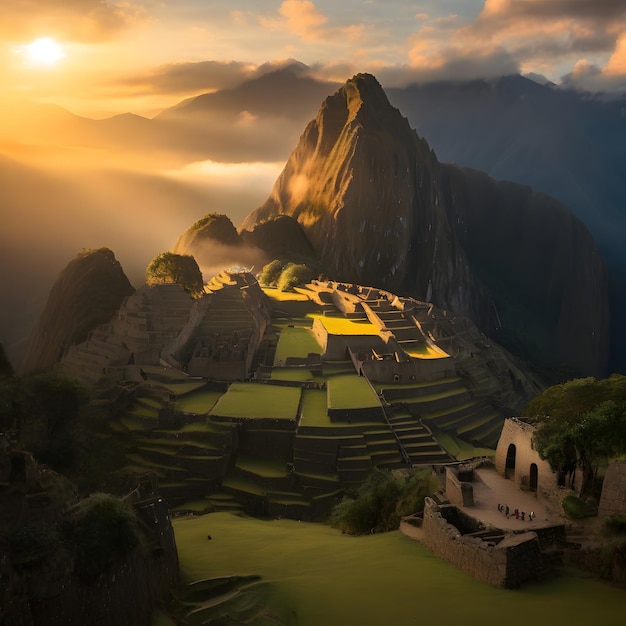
top-left (599, 461), bottom-right (626, 517)
top-left (494, 418), bottom-right (559, 495)
top-left (422, 498), bottom-right (544, 588)
top-left (445, 467), bottom-right (474, 507)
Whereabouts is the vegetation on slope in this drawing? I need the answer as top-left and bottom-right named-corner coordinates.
top-left (329, 468), bottom-right (438, 535)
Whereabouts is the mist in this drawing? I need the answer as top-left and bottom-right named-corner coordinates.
top-left (0, 146), bottom-right (280, 368)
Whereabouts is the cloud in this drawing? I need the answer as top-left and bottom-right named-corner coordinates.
top-left (259, 0), bottom-right (371, 45)
top-left (403, 1), bottom-right (626, 85)
top-left (605, 32), bottom-right (626, 76)
top-left (1, 0), bottom-right (150, 42)
top-left (116, 60), bottom-right (254, 95)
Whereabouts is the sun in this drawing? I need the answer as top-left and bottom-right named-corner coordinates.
top-left (21, 37), bottom-right (66, 67)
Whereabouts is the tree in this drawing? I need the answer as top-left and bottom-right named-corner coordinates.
top-left (276, 263), bottom-right (314, 292)
top-left (329, 468), bottom-right (436, 534)
top-left (146, 252), bottom-right (204, 296)
top-left (66, 493), bottom-right (141, 581)
top-left (259, 259), bottom-right (285, 286)
top-left (527, 375), bottom-right (626, 495)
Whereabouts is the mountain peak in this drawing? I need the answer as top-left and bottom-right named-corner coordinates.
top-left (240, 72), bottom-right (609, 376)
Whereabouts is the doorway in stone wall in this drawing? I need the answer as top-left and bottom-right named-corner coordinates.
top-left (505, 444), bottom-right (516, 479)
top-left (529, 463), bottom-right (538, 492)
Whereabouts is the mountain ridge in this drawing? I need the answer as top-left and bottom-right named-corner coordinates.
top-left (240, 73), bottom-right (610, 376)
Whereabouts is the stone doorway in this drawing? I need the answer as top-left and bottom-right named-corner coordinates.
top-left (529, 463), bottom-right (538, 492)
top-left (505, 443), bottom-right (516, 479)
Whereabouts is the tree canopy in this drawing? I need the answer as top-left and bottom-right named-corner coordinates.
top-left (146, 252), bottom-right (204, 296)
top-left (526, 375), bottom-right (626, 494)
top-left (329, 468), bottom-right (437, 535)
top-left (259, 259), bottom-right (314, 291)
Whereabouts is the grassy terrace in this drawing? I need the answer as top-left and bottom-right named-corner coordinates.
top-left (299, 389), bottom-right (330, 427)
top-left (173, 388), bottom-right (224, 414)
top-left (403, 343), bottom-right (450, 359)
top-left (375, 376), bottom-right (462, 395)
top-left (209, 383), bottom-right (301, 420)
top-left (274, 326), bottom-right (322, 365)
top-left (308, 313), bottom-right (379, 335)
top-left (236, 456), bottom-right (289, 478)
top-left (431, 428), bottom-right (495, 460)
top-left (262, 287), bottom-right (312, 302)
top-left (327, 374), bottom-right (381, 410)
top-left (271, 367), bottom-right (322, 383)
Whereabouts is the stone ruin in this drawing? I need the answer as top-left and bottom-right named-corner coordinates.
top-left (422, 497), bottom-right (566, 588)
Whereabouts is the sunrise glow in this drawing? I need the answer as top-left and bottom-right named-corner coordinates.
top-left (20, 37), bottom-right (66, 67)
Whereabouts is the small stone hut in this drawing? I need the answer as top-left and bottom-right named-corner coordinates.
top-left (495, 418), bottom-right (559, 495)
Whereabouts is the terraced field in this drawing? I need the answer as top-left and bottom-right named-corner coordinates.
top-left (103, 277), bottom-right (532, 517)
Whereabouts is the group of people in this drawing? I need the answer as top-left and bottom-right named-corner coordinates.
top-left (497, 503), bottom-right (535, 521)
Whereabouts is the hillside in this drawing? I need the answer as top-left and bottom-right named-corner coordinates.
top-left (21, 248), bottom-right (134, 374)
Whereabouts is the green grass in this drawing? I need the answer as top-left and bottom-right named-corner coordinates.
top-left (274, 326), bottom-right (322, 365)
top-left (262, 287), bottom-right (312, 302)
top-left (431, 428), bottom-right (495, 461)
top-left (308, 313), bottom-right (379, 335)
top-left (270, 367), bottom-right (320, 382)
top-left (173, 388), bottom-right (224, 414)
top-left (299, 389), bottom-right (330, 427)
top-left (210, 383), bottom-right (301, 420)
top-left (172, 512), bottom-right (626, 626)
top-left (236, 457), bottom-right (289, 478)
top-left (327, 374), bottom-right (381, 410)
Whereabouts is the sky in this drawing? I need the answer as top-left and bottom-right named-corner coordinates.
top-left (2, 0), bottom-right (626, 118)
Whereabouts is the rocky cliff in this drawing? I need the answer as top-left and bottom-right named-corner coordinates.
top-left (21, 248), bottom-right (135, 374)
top-left (241, 74), bottom-right (609, 376)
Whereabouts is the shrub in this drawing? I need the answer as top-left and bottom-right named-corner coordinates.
top-left (329, 468), bottom-right (436, 535)
top-left (603, 514), bottom-right (626, 536)
top-left (561, 494), bottom-right (597, 519)
top-left (259, 259), bottom-right (285, 286)
top-left (66, 493), bottom-right (142, 581)
top-left (277, 263), bottom-right (314, 292)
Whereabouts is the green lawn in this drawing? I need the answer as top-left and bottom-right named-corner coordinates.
top-left (299, 389), bottom-right (330, 427)
top-left (327, 374), bottom-right (381, 410)
top-left (209, 383), bottom-right (301, 420)
top-left (274, 327), bottom-right (322, 365)
top-left (173, 388), bottom-right (224, 414)
top-left (309, 313), bottom-right (379, 335)
top-left (236, 456), bottom-right (289, 478)
top-left (262, 287), bottom-right (312, 302)
top-left (171, 512), bottom-right (626, 626)
top-left (271, 367), bottom-right (320, 382)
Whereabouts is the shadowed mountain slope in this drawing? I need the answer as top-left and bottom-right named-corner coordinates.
top-left (241, 74), bottom-right (610, 377)
top-left (21, 248), bottom-right (134, 374)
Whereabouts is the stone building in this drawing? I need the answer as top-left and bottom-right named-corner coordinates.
top-left (495, 418), bottom-right (559, 495)
top-left (599, 461), bottom-right (626, 517)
